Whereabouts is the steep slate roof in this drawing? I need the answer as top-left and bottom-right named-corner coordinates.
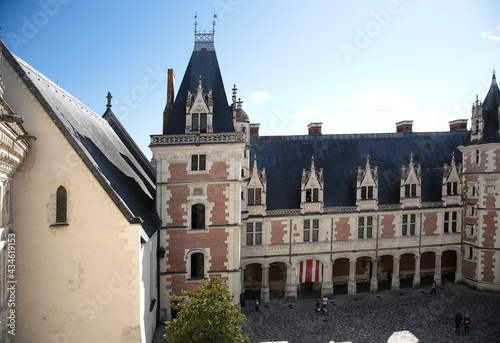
top-left (163, 39), bottom-right (235, 134)
top-left (251, 131), bottom-right (470, 210)
top-left (476, 74), bottom-right (500, 144)
top-left (1, 41), bottom-right (160, 238)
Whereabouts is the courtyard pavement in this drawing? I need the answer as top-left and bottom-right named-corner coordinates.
top-left (153, 279), bottom-right (500, 343)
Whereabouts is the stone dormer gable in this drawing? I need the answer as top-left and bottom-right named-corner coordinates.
top-left (442, 152), bottom-right (463, 204)
top-left (357, 154), bottom-right (378, 210)
top-left (185, 73), bottom-right (213, 133)
top-left (357, 154), bottom-right (378, 199)
top-left (301, 155), bottom-right (324, 213)
top-left (400, 153), bottom-right (421, 207)
top-left (247, 155), bottom-right (266, 207)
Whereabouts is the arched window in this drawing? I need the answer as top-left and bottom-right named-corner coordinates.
top-left (191, 204), bottom-right (205, 229)
top-left (190, 252), bottom-right (204, 278)
top-left (56, 186), bottom-right (67, 223)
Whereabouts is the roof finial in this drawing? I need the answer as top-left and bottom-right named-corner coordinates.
top-left (212, 12), bottom-right (217, 33)
top-left (197, 73), bottom-right (203, 88)
top-left (237, 98), bottom-right (243, 109)
top-left (106, 92), bottom-right (112, 108)
top-left (493, 68), bottom-right (496, 81)
top-left (366, 153), bottom-right (371, 166)
top-left (194, 12), bottom-right (198, 34)
top-left (232, 85), bottom-right (237, 106)
top-left (311, 154), bottom-right (315, 166)
top-left (253, 153), bottom-right (258, 168)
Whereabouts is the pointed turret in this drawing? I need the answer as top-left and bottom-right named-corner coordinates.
top-left (472, 69), bottom-right (500, 144)
top-left (163, 16), bottom-right (234, 135)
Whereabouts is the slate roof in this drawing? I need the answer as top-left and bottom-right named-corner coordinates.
top-left (475, 74), bottom-right (500, 145)
top-left (1, 41), bottom-right (160, 238)
top-left (163, 41), bottom-right (235, 134)
top-left (250, 131), bottom-right (470, 210)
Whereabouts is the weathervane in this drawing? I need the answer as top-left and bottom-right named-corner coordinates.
top-left (212, 12), bottom-right (217, 33)
top-left (194, 12), bottom-right (198, 34)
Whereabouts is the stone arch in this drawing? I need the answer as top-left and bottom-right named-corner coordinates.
top-left (184, 248), bottom-right (210, 279)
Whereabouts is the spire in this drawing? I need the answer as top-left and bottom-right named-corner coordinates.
top-left (106, 92), bottom-right (112, 109)
top-left (232, 85), bottom-right (237, 106)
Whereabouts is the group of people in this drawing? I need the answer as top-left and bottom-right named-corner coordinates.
top-left (454, 313), bottom-right (471, 335)
top-left (315, 296), bottom-right (329, 315)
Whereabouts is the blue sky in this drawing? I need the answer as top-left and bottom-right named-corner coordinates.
top-left (1, 0), bottom-right (499, 158)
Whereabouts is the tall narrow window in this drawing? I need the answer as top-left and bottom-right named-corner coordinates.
top-left (56, 186), bottom-right (67, 223)
top-left (192, 113), bottom-right (199, 131)
top-left (444, 211), bottom-right (457, 233)
top-left (191, 253), bottom-right (204, 278)
top-left (475, 150), bottom-right (480, 164)
top-left (304, 220), bottom-right (311, 242)
top-left (447, 182), bottom-right (458, 195)
top-left (200, 113), bottom-right (207, 133)
top-left (361, 186), bottom-right (373, 199)
top-left (248, 188), bottom-right (261, 205)
top-left (246, 222), bottom-right (263, 245)
top-left (358, 216), bottom-right (373, 238)
top-left (191, 204), bottom-right (205, 229)
top-left (402, 214), bottom-right (416, 236)
top-left (312, 219), bottom-right (319, 241)
top-left (405, 184), bottom-right (417, 197)
top-left (191, 154), bottom-right (206, 171)
top-left (306, 188), bottom-right (319, 202)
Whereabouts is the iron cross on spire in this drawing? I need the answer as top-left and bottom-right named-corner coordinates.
top-left (106, 92), bottom-right (112, 108)
top-left (212, 12), bottom-right (217, 33)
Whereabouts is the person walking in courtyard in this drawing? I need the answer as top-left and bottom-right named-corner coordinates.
top-left (387, 269), bottom-right (392, 285)
top-left (430, 280), bottom-right (437, 295)
top-left (316, 298), bottom-right (321, 314)
top-left (455, 312), bottom-right (462, 335)
top-left (464, 314), bottom-right (470, 334)
top-left (255, 299), bottom-right (260, 312)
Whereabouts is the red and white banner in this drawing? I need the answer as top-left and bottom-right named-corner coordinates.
top-left (298, 259), bottom-right (323, 283)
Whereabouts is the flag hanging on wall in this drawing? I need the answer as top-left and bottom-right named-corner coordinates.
top-left (298, 259), bottom-right (323, 283)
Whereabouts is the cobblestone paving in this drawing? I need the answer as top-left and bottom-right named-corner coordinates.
top-left (153, 280), bottom-right (500, 343)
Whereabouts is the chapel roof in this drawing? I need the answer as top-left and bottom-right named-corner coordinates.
top-left (1, 41), bottom-right (160, 238)
top-left (250, 131), bottom-right (469, 210)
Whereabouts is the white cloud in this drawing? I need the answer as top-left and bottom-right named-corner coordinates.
top-left (353, 89), bottom-right (420, 117)
top-left (298, 107), bottom-right (318, 117)
top-left (249, 91), bottom-right (270, 103)
top-left (332, 99), bottom-right (352, 108)
top-left (481, 29), bottom-right (500, 42)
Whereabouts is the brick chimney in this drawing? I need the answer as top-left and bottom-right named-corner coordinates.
top-left (396, 120), bottom-right (413, 133)
top-left (449, 119), bottom-right (468, 131)
top-left (163, 69), bottom-right (175, 134)
top-left (250, 123), bottom-right (260, 136)
top-left (308, 122), bottom-right (323, 135)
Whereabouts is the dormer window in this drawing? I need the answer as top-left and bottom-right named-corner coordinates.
top-left (248, 188), bottom-right (262, 205)
top-left (361, 186), bottom-right (373, 199)
top-left (447, 182), bottom-right (458, 195)
top-left (192, 113), bottom-right (207, 132)
top-left (306, 188), bottom-right (319, 202)
top-left (405, 184), bottom-right (417, 197)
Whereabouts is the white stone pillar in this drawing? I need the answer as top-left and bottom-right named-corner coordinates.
top-left (285, 263), bottom-right (297, 302)
top-left (392, 256), bottom-right (400, 291)
top-left (261, 265), bottom-right (270, 302)
top-left (348, 259), bottom-right (357, 296)
top-left (370, 258), bottom-right (379, 293)
top-left (434, 252), bottom-right (442, 286)
top-left (322, 261), bottom-right (334, 297)
top-left (455, 251), bottom-right (463, 283)
top-left (413, 254), bottom-right (421, 288)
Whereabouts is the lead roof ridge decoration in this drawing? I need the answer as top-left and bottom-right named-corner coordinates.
top-left (248, 153), bottom-right (266, 188)
top-left (194, 13), bottom-right (217, 44)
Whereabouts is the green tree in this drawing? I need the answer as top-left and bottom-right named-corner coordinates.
top-left (164, 277), bottom-right (250, 343)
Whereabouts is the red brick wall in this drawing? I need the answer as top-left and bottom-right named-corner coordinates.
top-left (335, 217), bottom-right (350, 240)
top-left (482, 211), bottom-right (498, 249)
top-left (166, 185), bottom-right (189, 227)
top-left (462, 259), bottom-right (476, 279)
top-left (166, 228), bottom-right (229, 272)
top-left (333, 258), bottom-right (349, 277)
top-left (400, 254), bottom-right (415, 272)
top-left (207, 183), bottom-right (229, 225)
top-left (269, 263), bottom-right (287, 282)
top-left (481, 250), bottom-right (496, 282)
top-left (270, 220), bottom-right (287, 244)
top-left (168, 161), bottom-right (229, 181)
top-left (423, 212), bottom-right (437, 235)
top-left (379, 255), bottom-right (393, 274)
top-left (380, 214), bottom-right (395, 237)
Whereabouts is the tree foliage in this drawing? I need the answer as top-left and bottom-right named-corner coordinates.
top-left (164, 277), bottom-right (250, 343)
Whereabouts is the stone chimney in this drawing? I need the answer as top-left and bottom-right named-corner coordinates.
top-left (308, 122), bottom-right (322, 135)
top-left (396, 120), bottom-right (413, 133)
top-left (163, 69), bottom-right (175, 134)
top-left (449, 119), bottom-right (468, 131)
top-left (250, 123), bottom-right (260, 136)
